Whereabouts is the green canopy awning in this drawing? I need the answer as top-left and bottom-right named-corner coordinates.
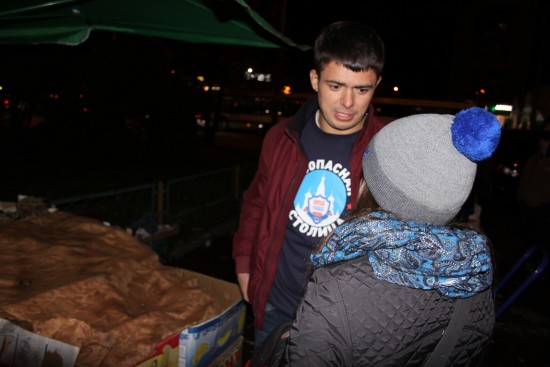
top-left (0, 0), bottom-right (310, 50)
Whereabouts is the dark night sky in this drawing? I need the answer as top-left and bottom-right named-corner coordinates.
top-left (252, 0), bottom-right (549, 104)
top-left (1, 0), bottom-right (548, 108)
top-left (254, 0), bottom-right (463, 97)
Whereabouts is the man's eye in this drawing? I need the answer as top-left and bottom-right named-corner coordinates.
top-left (329, 85), bottom-right (341, 90)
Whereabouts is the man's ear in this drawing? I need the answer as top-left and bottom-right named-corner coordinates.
top-left (310, 69), bottom-right (319, 92)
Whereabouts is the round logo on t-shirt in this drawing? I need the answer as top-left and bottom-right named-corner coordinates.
top-left (289, 159), bottom-right (351, 239)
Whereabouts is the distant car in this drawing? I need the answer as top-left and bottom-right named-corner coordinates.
top-left (372, 97), bottom-right (476, 124)
top-left (195, 92), bottom-right (310, 133)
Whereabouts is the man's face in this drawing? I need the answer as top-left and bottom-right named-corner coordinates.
top-left (310, 60), bottom-right (381, 135)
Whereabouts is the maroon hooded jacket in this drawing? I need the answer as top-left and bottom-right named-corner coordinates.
top-left (232, 96), bottom-right (383, 329)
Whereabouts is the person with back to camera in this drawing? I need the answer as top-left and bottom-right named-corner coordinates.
top-left (275, 107), bottom-right (501, 366)
top-left (232, 20), bottom-right (386, 346)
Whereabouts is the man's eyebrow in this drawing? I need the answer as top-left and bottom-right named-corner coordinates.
top-left (324, 79), bottom-right (375, 88)
top-left (324, 79), bottom-right (345, 85)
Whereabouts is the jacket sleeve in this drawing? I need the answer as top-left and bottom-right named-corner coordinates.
top-left (283, 268), bottom-right (351, 366)
top-left (231, 128), bottom-right (277, 274)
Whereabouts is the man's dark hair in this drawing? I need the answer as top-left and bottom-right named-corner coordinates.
top-left (314, 21), bottom-right (385, 77)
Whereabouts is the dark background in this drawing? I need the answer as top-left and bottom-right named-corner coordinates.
top-left (1, 0), bottom-right (549, 218)
top-left (257, 0), bottom-right (550, 104)
top-left (1, 0), bottom-right (549, 103)
top-left (0, 2), bottom-right (549, 365)
top-left (1, 0), bottom-right (549, 201)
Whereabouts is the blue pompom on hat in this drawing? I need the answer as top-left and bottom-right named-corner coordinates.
top-left (451, 107), bottom-right (502, 161)
top-left (363, 107), bottom-right (501, 225)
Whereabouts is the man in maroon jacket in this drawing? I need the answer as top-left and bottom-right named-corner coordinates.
top-left (232, 21), bottom-right (386, 346)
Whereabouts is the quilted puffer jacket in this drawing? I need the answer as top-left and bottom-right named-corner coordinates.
top-left (283, 256), bottom-right (495, 366)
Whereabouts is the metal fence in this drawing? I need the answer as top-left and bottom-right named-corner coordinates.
top-left (51, 183), bottom-right (157, 228)
top-left (165, 167), bottom-right (239, 229)
top-left (50, 163), bottom-right (258, 233)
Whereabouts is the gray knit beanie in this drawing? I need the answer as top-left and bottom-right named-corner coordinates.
top-left (363, 107), bottom-right (501, 225)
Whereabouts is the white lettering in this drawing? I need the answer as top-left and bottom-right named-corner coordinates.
top-left (289, 210), bottom-right (304, 227)
top-left (315, 159), bottom-right (325, 170)
top-left (344, 177), bottom-right (352, 195)
top-left (307, 160), bottom-right (352, 196)
top-left (291, 210), bottom-right (339, 237)
top-left (306, 227), bottom-right (318, 236)
top-left (338, 168), bottom-right (350, 180)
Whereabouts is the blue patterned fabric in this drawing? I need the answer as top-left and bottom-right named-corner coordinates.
top-left (310, 211), bottom-right (493, 298)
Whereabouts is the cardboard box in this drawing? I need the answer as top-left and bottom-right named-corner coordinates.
top-left (0, 319), bottom-right (80, 367)
top-left (1, 269), bottom-right (245, 367)
top-left (207, 336), bottom-right (244, 367)
top-left (1, 213), bottom-right (246, 366)
top-left (134, 270), bottom-right (246, 367)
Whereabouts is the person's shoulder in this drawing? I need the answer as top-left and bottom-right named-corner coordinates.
top-left (356, 106), bottom-right (384, 142)
top-left (263, 116), bottom-right (293, 141)
top-left (273, 116), bottom-right (293, 132)
top-left (313, 256), bottom-right (375, 281)
top-left (367, 111), bottom-right (385, 132)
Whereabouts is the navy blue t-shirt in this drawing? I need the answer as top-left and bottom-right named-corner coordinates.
top-left (268, 114), bottom-right (359, 318)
